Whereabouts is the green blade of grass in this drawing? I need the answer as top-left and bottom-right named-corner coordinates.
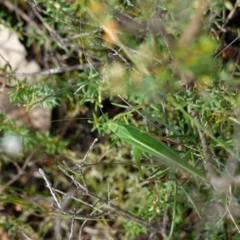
top-left (108, 122), bottom-right (206, 180)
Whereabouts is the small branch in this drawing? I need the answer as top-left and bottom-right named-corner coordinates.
top-left (180, 0), bottom-right (210, 45)
top-left (78, 202), bottom-right (107, 240)
top-left (2, 0), bottom-right (43, 35)
top-left (224, 0), bottom-right (240, 26)
top-left (59, 163), bottom-right (162, 231)
top-left (52, 188), bottom-right (104, 213)
top-left (39, 168), bottom-right (62, 209)
top-left (0, 63), bottom-right (102, 79)
top-left (28, 83), bottom-right (81, 108)
top-left (78, 138), bottom-right (98, 164)
top-left (184, 82), bottom-right (217, 179)
top-left (214, 34), bottom-right (240, 60)
top-left (191, 109), bottom-right (217, 178)
top-left (68, 210), bottom-right (76, 240)
top-left (0, 151), bottom-right (37, 193)
top-left (53, 206), bottom-right (105, 220)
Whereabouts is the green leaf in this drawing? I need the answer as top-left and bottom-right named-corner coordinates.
top-left (108, 122), bottom-right (206, 180)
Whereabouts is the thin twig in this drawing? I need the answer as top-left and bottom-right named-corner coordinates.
top-left (180, 0), bottom-right (210, 45)
top-left (29, 83), bottom-right (82, 107)
top-left (78, 202), bottom-right (106, 240)
top-left (0, 63), bottom-right (102, 79)
top-left (79, 138), bottom-right (98, 164)
top-left (184, 83), bottom-right (216, 178)
top-left (52, 188), bottom-right (104, 213)
top-left (191, 108), bottom-right (217, 178)
top-left (214, 34), bottom-right (240, 60)
top-left (3, 0), bottom-right (43, 35)
top-left (226, 186), bottom-right (240, 234)
top-left (58, 160), bottom-right (162, 231)
top-left (0, 150), bottom-right (37, 193)
top-left (68, 210), bottom-right (76, 240)
top-left (54, 206), bottom-right (105, 220)
top-left (39, 168), bottom-right (62, 209)
top-left (224, 0), bottom-right (240, 26)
